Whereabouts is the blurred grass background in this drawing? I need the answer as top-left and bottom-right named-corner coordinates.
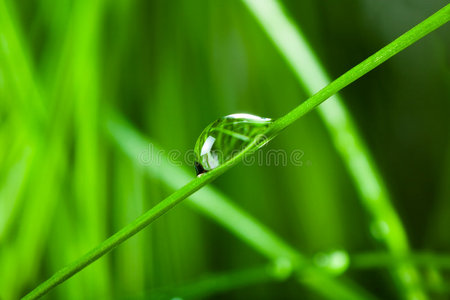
top-left (1, 0), bottom-right (449, 299)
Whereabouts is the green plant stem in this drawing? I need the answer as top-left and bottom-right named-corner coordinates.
top-left (22, 4), bottom-right (450, 299)
top-left (245, 2), bottom-right (449, 298)
top-left (143, 251), bottom-right (450, 299)
top-left (268, 3), bottom-right (450, 135)
top-left (147, 264), bottom-right (277, 299)
top-left (352, 252), bottom-right (450, 270)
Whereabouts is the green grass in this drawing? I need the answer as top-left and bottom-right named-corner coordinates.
top-left (244, 2), bottom-right (448, 298)
top-left (22, 4), bottom-right (450, 299)
top-left (1, 0), bottom-right (449, 299)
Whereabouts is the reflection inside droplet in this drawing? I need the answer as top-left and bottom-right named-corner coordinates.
top-left (194, 113), bottom-right (273, 176)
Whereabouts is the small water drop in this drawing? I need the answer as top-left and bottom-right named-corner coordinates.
top-left (314, 250), bottom-right (349, 275)
top-left (194, 113), bottom-right (273, 175)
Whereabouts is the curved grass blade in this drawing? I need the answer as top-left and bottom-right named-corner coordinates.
top-left (242, 1), bottom-right (450, 299)
top-left (352, 252), bottom-right (450, 270)
top-left (22, 5), bottom-right (450, 298)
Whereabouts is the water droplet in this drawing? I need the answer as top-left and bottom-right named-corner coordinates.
top-left (194, 113), bottom-right (273, 175)
top-left (314, 250), bottom-right (349, 275)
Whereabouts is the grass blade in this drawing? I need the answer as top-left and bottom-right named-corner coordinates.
top-left (22, 5), bottom-right (450, 298)
top-left (242, 1), bottom-right (449, 299)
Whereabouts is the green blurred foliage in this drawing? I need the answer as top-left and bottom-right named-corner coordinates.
top-left (0, 0), bottom-right (449, 299)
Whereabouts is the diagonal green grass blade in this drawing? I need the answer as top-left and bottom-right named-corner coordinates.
top-left (242, 1), bottom-right (450, 299)
top-left (22, 4), bottom-right (450, 298)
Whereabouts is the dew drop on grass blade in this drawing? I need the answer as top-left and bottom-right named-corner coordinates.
top-left (194, 113), bottom-right (273, 175)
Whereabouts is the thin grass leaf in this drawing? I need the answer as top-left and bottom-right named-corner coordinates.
top-left (351, 252), bottom-right (450, 270)
top-left (242, 1), bottom-right (449, 299)
top-left (22, 4), bottom-right (450, 299)
top-left (70, 0), bottom-right (113, 297)
top-left (140, 264), bottom-right (277, 300)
